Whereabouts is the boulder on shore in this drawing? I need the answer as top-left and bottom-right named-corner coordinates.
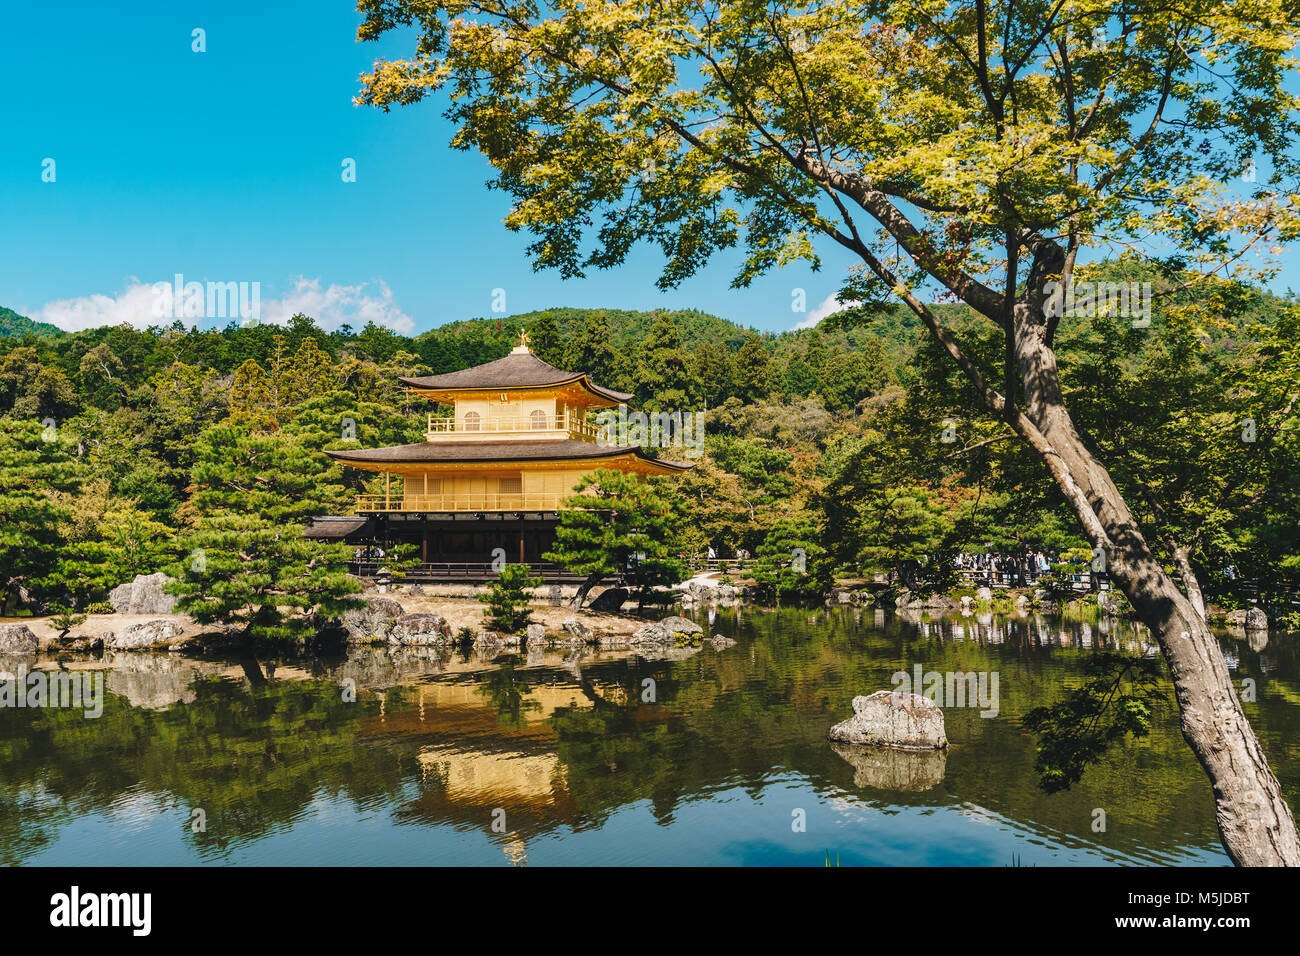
top-left (341, 597), bottom-right (405, 644)
top-left (387, 612), bottom-right (453, 646)
top-left (588, 587), bottom-right (630, 612)
top-left (526, 623), bottom-right (546, 645)
top-left (827, 691), bottom-right (948, 751)
top-left (561, 618), bottom-right (593, 641)
top-left (112, 619), bottom-right (184, 650)
top-left (631, 616), bottom-right (704, 647)
top-left (828, 587), bottom-right (859, 606)
top-left (109, 572), bottom-right (178, 615)
top-left (0, 624), bottom-right (38, 655)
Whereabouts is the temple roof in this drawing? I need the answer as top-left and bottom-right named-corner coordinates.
top-left (302, 515), bottom-right (377, 539)
top-left (399, 349), bottom-right (632, 406)
top-left (324, 438), bottom-right (692, 472)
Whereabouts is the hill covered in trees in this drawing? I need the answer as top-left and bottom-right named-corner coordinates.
top-left (0, 306), bottom-right (62, 339)
top-left (1, 262), bottom-right (1297, 622)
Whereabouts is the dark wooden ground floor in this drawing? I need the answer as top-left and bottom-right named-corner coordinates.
top-left (304, 511), bottom-right (588, 581)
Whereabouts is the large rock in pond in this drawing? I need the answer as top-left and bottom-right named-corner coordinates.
top-left (112, 619), bottom-right (184, 650)
top-left (108, 572), bottom-right (178, 615)
top-left (387, 613), bottom-right (452, 646)
top-left (0, 624), bottom-right (38, 655)
top-left (525, 623), bottom-right (546, 645)
top-left (341, 597), bottom-right (405, 644)
top-left (658, 615), bottom-right (703, 636)
top-left (630, 616), bottom-right (703, 647)
top-left (1226, 607), bottom-right (1269, 630)
top-left (588, 587), bottom-right (630, 612)
top-left (827, 691), bottom-right (948, 751)
top-left (629, 622), bottom-right (675, 646)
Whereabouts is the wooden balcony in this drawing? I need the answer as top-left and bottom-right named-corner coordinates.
top-left (426, 413), bottom-right (603, 443)
top-left (354, 492), bottom-right (566, 513)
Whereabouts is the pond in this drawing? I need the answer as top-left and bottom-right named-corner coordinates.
top-left (2, 607), bottom-right (1296, 866)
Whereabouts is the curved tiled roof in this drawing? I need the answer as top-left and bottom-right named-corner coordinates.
top-left (399, 350), bottom-right (632, 404)
top-left (324, 439), bottom-right (692, 471)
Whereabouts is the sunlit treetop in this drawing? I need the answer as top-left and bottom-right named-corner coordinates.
top-left (356, 0), bottom-right (1300, 317)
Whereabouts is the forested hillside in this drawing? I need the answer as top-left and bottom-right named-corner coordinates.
top-left (2, 262), bottom-right (1297, 621)
top-left (0, 306), bottom-right (62, 339)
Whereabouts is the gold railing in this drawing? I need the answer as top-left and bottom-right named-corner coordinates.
top-left (355, 493), bottom-right (566, 513)
top-left (426, 413), bottom-right (602, 442)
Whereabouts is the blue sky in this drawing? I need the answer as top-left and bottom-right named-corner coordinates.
top-left (1, 2), bottom-right (1294, 337)
top-left (0, 1), bottom-right (854, 335)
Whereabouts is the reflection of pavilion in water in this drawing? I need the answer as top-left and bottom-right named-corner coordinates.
top-left (355, 658), bottom-right (647, 862)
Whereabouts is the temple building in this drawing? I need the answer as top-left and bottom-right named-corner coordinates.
top-left (307, 332), bottom-right (692, 574)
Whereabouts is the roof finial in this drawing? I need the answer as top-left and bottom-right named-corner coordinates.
top-left (512, 328), bottom-right (531, 354)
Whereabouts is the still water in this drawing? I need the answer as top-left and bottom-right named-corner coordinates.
top-left (2, 607), bottom-right (1296, 866)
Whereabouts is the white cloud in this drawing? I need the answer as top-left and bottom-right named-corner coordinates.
top-left (33, 280), bottom-right (163, 333)
top-left (33, 276), bottom-right (414, 335)
top-left (259, 277), bottom-right (414, 335)
top-left (793, 292), bottom-right (860, 330)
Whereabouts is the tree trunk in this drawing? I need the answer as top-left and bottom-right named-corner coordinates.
top-left (1012, 311), bottom-right (1300, 865)
top-left (569, 571), bottom-right (603, 609)
top-left (1170, 544), bottom-right (1207, 621)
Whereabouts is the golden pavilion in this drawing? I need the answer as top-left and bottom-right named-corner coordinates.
top-left (309, 332), bottom-right (692, 572)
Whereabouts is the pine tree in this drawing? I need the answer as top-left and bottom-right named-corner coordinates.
top-left (0, 419), bottom-right (82, 611)
top-left (564, 312), bottom-right (620, 380)
top-left (526, 314), bottom-right (565, 366)
top-left (169, 421), bottom-right (362, 643)
top-left (690, 339), bottom-right (735, 407)
top-left (732, 333), bottom-right (771, 402)
top-left (544, 469), bottom-right (687, 608)
top-left (478, 563), bottom-right (541, 632)
top-left (635, 313), bottom-right (699, 409)
top-left (750, 510), bottom-right (833, 602)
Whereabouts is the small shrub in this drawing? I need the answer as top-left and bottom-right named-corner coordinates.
top-left (478, 564), bottom-right (541, 633)
top-left (48, 605), bottom-right (88, 639)
top-left (86, 601), bottom-right (114, 614)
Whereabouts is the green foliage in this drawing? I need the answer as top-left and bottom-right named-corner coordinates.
top-left (478, 563), bottom-right (541, 633)
top-left (1022, 653), bottom-right (1166, 793)
top-left (0, 420), bottom-right (82, 610)
top-left (0, 306), bottom-right (62, 339)
top-left (47, 606), bottom-right (87, 639)
top-left (168, 421), bottom-right (363, 644)
top-left (750, 510), bottom-right (833, 601)
top-left (546, 469), bottom-right (688, 606)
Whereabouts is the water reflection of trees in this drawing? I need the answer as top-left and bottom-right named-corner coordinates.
top-left (0, 607), bottom-right (1296, 864)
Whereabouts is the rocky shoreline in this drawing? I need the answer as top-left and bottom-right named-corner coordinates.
top-left (0, 577), bottom-right (738, 658)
